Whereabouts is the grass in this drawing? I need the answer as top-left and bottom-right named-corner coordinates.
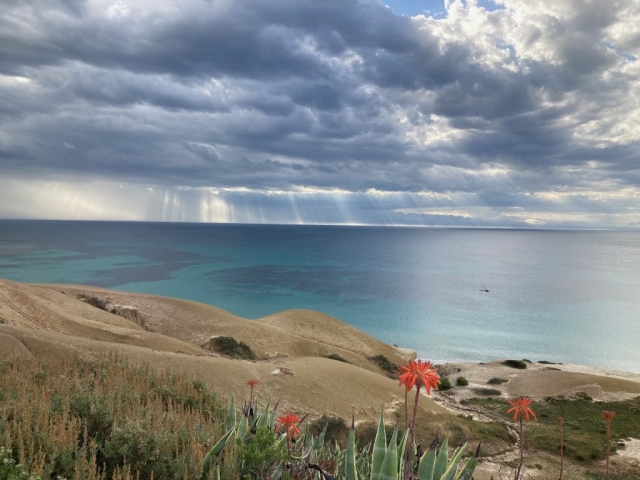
top-left (205, 336), bottom-right (256, 360)
top-left (502, 359), bottom-right (527, 369)
top-left (463, 395), bottom-right (640, 463)
top-left (0, 355), bottom-right (234, 480)
top-left (370, 354), bottom-right (398, 378)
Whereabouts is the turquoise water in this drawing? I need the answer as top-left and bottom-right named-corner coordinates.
top-left (1, 220), bottom-right (639, 372)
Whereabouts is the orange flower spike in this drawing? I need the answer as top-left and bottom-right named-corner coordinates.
top-left (396, 360), bottom-right (413, 391)
top-left (601, 410), bottom-right (615, 422)
top-left (398, 359), bottom-right (440, 394)
top-left (418, 361), bottom-right (440, 394)
top-left (397, 360), bottom-right (417, 390)
top-left (507, 397), bottom-right (537, 422)
top-left (246, 379), bottom-right (259, 388)
top-left (275, 413), bottom-right (301, 440)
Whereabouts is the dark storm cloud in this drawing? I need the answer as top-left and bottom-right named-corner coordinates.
top-left (1, 0), bottom-right (639, 227)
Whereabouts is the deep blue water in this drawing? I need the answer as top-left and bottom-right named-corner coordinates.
top-left (1, 220), bottom-right (639, 373)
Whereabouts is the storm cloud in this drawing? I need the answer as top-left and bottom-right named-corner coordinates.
top-left (1, 0), bottom-right (639, 228)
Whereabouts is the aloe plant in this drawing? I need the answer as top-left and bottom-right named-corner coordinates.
top-left (204, 401), bottom-right (479, 480)
top-left (363, 411), bottom-right (479, 480)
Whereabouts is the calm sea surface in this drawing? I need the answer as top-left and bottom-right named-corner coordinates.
top-left (1, 220), bottom-right (639, 373)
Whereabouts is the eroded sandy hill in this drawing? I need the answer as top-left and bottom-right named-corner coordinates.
top-left (34, 282), bottom-right (412, 373)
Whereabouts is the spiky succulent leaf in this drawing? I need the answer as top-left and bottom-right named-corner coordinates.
top-left (314, 422), bottom-right (329, 450)
top-left (442, 443), bottom-right (467, 480)
top-left (226, 394), bottom-right (236, 432)
top-left (236, 415), bottom-right (249, 443)
top-left (454, 457), bottom-right (477, 480)
top-left (418, 449), bottom-right (436, 480)
top-left (433, 434), bottom-right (449, 480)
top-left (201, 424), bottom-right (236, 480)
top-left (371, 410), bottom-right (387, 480)
top-left (379, 427), bottom-right (399, 480)
top-left (397, 428), bottom-right (409, 476)
top-left (346, 417), bottom-right (358, 480)
top-left (255, 398), bottom-right (271, 429)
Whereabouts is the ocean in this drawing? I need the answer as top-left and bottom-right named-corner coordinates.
top-left (1, 220), bottom-right (639, 373)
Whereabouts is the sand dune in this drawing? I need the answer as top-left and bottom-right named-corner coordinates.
top-left (35, 282), bottom-right (412, 373)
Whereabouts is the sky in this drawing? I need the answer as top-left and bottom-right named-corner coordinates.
top-left (1, 0), bottom-right (639, 228)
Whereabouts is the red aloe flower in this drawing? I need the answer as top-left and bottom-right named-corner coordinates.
top-left (275, 413), bottom-right (301, 440)
top-left (507, 397), bottom-right (537, 421)
top-left (508, 397), bottom-right (536, 480)
top-left (397, 359), bottom-right (440, 394)
top-left (396, 359), bottom-right (440, 479)
top-left (246, 379), bottom-right (259, 404)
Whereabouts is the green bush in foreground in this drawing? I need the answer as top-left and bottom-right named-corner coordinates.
top-left (0, 356), bottom-right (229, 480)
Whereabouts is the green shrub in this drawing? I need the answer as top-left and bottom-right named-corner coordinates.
top-left (473, 388), bottom-right (502, 396)
top-left (325, 353), bottom-right (349, 363)
top-left (241, 427), bottom-right (288, 479)
top-left (487, 377), bottom-right (509, 385)
top-left (438, 377), bottom-right (452, 390)
top-left (456, 376), bottom-right (469, 386)
top-left (370, 354), bottom-right (398, 378)
top-left (502, 360), bottom-right (527, 369)
top-left (77, 293), bottom-right (109, 311)
top-left (0, 447), bottom-right (40, 480)
top-left (206, 336), bottom-right (256, 360)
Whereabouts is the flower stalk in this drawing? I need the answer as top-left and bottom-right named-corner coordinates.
top-left (601, 410), bottom-right (615, 480)
top-left (507, 397), bottom-right (536, 480)
top-left (557, 416), bottom-right (564, 480)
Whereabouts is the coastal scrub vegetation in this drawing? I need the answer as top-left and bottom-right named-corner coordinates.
top-left (0, 355), bottom-right (233, 480)
top-left (76, 293), bottom-right (112, 312)
top-left (487, 377), bottom-right (508, 385)
top-left (501, 360), bottom-right (528, 370)
top-left (203, 336), bottom-right (256, 360)
top-left (455, 377), bottom-right (468, 387)
top-left (325, 353), bottom-right (350, 363)
top-left (464, 395), bottom-right (640, 464)
top-left (370, 354), bottom-right (398, 378)
top-left (1, 355), bottom-right (635, 479)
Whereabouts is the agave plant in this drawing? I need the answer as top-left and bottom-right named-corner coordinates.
top-left (356, 411), bottom-right (479, 480)
top-left (202, 398), bottom-right (479, 480)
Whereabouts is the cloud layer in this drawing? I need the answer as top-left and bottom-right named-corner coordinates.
top-left (1, 0), bottom-right (639, 227)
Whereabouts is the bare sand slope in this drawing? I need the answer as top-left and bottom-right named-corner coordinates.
top-left (0, 323), bottom-right (442, 421)
top-left (0, 332), bottom-right (35, 360)
top-left (259, 309), bottom-right (413, 365)
top-left (0, 279), bottom-right (205, 355)
top-left (36, 283), bottom-right (412, 372)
